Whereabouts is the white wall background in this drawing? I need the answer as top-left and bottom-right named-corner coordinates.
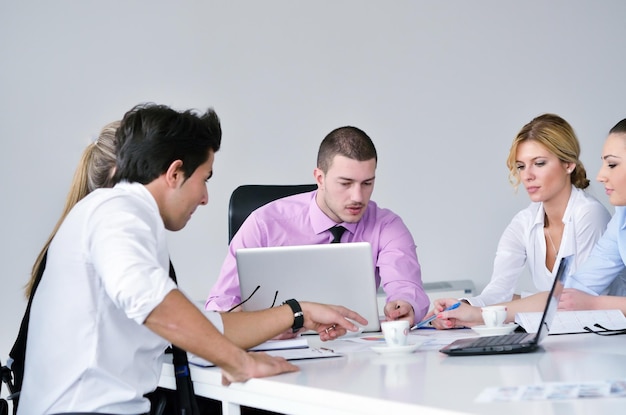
top-left (2, 0), bottom-right (625, 377)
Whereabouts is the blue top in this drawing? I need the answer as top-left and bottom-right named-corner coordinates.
top-left (567, 206), bottom-right (626, 295)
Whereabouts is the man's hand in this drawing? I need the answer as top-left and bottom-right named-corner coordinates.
top-left (221, 351), bottom-right (298, 386)
top-left (383, 300), bottom-right (415, 326)
top-left (300, 302), bottom-right (368, 341)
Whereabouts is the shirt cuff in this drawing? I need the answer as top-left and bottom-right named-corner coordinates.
top-left (461, 297), bottom-right (484, 307)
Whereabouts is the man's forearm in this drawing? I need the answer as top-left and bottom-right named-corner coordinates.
top-left (145, 289), bottom-right (254, 373)
top-left (220, 305), bottom-right (295, 347)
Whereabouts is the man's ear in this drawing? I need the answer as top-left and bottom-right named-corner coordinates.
top-left (164, 160), bottom-right (185, 188)
top-left (313, 167), bottom-right (324, 189)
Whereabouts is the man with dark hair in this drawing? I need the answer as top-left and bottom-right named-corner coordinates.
top-left (18, 104), bottom-right (365, 414)
top-left (207, 126), bottom-right (429, 327)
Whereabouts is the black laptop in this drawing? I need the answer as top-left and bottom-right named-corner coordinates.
top-left (440, 256), bottom-right (570, 356)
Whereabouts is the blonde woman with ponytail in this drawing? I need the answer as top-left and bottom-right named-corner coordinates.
top-left (25, 121), bottom-right (120, 298)
top-left (8, 121), bottom-right (119, 397)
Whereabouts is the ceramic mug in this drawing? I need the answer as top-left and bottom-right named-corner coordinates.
top-left (381, 320), bottom-right (410, 347)
top-left (481, 305), bottom-right (507, 327)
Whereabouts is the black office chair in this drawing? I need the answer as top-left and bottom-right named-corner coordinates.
top-left (228, 184), bottom-right (317, 242)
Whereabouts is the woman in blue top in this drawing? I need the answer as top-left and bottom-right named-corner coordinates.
top-left (560, 118), bottom-right (626, 311)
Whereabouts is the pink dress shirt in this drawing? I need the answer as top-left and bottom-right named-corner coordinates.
top-left (205, 191), bottom-right (429, 320)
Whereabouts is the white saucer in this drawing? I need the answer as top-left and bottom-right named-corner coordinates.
top-left (370, 343), bottom-right (421, 355)
top-left (471, 323), bottom-right (518, 336)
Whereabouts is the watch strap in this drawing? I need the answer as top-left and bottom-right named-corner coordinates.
top-left (283, 299), bottom-right (304, 333)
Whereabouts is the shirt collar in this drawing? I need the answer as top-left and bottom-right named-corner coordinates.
top-left (309, 191), bottom-right (357, 236)
top-left (114, 181), bottom-right (160, 213)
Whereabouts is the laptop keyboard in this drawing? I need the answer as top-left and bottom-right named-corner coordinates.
top-left (470, 332), bottom-right (530, 346)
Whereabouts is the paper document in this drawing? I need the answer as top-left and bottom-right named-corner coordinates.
top-left (263, 347), bottom-right (341, 361)
top-left (249, 337), bottom-right (308, 351)
top-left (189, 346), bottom-right (340, 368)
top-left (515, 309), bottom-right (626, 334)
top-left (476, 379), bottom-right (626, 402)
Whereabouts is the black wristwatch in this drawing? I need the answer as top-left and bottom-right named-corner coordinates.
top-left (283, 299), bottom-right (304, 333)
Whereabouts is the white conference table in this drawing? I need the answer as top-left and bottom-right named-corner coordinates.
top-left (159, 329), bottom-right (626, 415)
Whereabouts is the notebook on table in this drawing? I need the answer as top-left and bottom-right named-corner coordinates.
top-left (236, 242), bottom-right (381, 332)
top-left (439, 255), bottom-right (570, 356)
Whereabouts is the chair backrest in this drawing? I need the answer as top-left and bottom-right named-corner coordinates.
top-left (228, 184), bottom-right (317, 242)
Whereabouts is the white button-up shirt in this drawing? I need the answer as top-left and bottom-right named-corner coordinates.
top-left (467, 186), bottom-right (610, 307)
top-left (19, 182), bottom-right (222, 414)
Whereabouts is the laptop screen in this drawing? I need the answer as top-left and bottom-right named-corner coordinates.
top-left (439, 255), bottom-right (571, 356)
top-left (535, 255), bottom-right (570, 344)
top-left (235, 242), bottom-right (381, 332)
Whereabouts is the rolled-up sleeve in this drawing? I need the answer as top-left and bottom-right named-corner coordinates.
top-left (89, 197), bottom-right (177, 324)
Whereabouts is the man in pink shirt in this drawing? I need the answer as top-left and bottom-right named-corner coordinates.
top-left (206, 126), bottom-right (429, 326)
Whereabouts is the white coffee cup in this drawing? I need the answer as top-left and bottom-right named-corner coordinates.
top-left (381, 320), bottom-right (410, 347)
top-left (481, 306), bottom-right (507, 327)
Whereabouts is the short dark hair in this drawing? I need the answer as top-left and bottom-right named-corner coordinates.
top-left (317, 126), bottom-right (377, 173)
top-left (113, 103), bottom-right (222, 185)
top-left (609, 118), bottom-right (626, 135)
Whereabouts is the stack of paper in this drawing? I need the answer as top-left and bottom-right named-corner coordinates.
top-left (188, 337), bottom-right (340, 367)
top-left (515, 309), bottom-right (626, 334)
top-left (249, 337), bottom-right (308, 351)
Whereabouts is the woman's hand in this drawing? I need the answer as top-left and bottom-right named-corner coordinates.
top-left (426, 298), bottom-right (483, 329)
top-left (559, 288), bottom-right (599, 311)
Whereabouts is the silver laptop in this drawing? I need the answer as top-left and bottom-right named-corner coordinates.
top-left (236, 242), bottom-right (381, 332)
top-left (440, 255), bottom-right (570, 356)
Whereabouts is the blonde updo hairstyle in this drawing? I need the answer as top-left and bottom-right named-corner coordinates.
top-left (506, 113), bottom-right (589, 191)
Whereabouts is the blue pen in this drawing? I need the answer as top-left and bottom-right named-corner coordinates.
top-left (411, 301), bottom-right (461, 330)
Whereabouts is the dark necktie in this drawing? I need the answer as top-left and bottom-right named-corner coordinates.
top-left (168, 261), bottom-right (200, 415)
top-left (329, 225), bottom-right (346, 243)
